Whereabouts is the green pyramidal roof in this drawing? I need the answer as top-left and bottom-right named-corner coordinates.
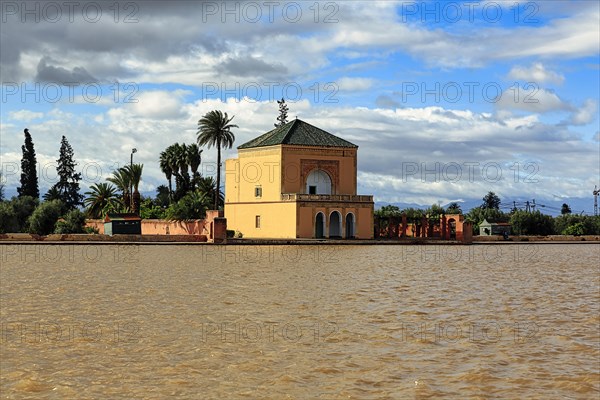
top-left (238, 119), bottom-right (358, 149)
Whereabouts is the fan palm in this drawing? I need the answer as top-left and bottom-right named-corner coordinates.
top-left (165, 190), bottom-right (211, 221)
top-left (197, 176), bottom-right (223, 208)
top-left (159, 151), bottom-right (174, 201)
top-left (197, 110), bottom-right (237, 210)
top-left (155, 185), bottom-right (170, 208)
top-left (84, 183), bottom-right (120, 218)
top-left (187, 143), bottom-right (203, 189)
top-left (107, 167), bottom-right (132, 212)
top-left (124, 163), bottom-right (143, 214)
top-left (165, 143), bottom-right (188, 199)
top-left (175, 144), bottom-right (190, 178)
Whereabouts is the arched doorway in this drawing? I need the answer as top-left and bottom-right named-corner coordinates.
top-left (315, 212), bottom-right (325, 238)
top-left (448, 218), bottom-right (456, 239)
top-left (329, 211), bottom-right (341, 238)
top-left (345, 213), bottom-right (355, 238)
top-left (306, 169), bottom-right (332, 195)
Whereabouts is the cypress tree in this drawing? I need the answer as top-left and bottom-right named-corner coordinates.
top-left (275, 98), bottom-right (289, 127)
top-left (50, 136), bottom-right (83, 210)
top-left (17, 128), bottom-right (39, 198)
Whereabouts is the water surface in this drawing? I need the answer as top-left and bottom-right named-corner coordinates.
top-left (1, 244), bottom-right (599, 398)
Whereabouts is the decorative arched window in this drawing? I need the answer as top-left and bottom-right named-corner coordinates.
top-left (306, 169), bottom-right (332, 195)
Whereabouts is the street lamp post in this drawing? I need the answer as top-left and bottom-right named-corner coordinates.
top-left (130, 148), bottom-right (137, 211)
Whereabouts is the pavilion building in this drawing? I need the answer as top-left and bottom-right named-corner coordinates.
top-left (224, 119), bottom-right (374, 239)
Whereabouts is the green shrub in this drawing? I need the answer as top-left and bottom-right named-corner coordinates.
top-left (555, 215), bottom-right (600, 235)
top-left (84, 226), bottom-right (99, 234)
top-left (0, 202), bottom-right (18, 233)
top-left (510, 210), bottom-right (555, 235)
top-left (11, 196), bottom-right (39, 232)
top-left (28, 200), bottom-right (64, 235)
top-left (140, 198), bottom-right (167, 219)
top-left (54, 209), bottom-right (86, 234)
top-left (563, 222), bottom-right (585, 236)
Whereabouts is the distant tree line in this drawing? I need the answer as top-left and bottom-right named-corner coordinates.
top-left (1, 129), bottom-right (88, 235)
top-left (375, 191), bottom-right (600, 236)
top-left (1, 109), bottom-right (239, 234)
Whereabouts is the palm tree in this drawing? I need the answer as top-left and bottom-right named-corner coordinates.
top-left (125, 163), bottom-right (143, 215)
top-left (159, 150), bottom-right (174, 201)
top-left (197, 110), bottom-right (237, 210)
top-left (155, 185), bottom-right (170, 208)
top-left (84, 183), bottom-right (120, 218)
top-left (446, 202), bottom-right (462, 214)
top-left (187, 143), bottom-right (203, 189)
top-left (164, 143), bottom-right (188, 200)
top-left (43, 186), bottom-right (62, 202)
top-left (165, 190), bottom-right (211, 221)
top-left (107, 167), bottom-right (131, 212)
top-left (175, 143), bottom-right (190, 188)
top-left (197, 176), bottom-right (224, 208)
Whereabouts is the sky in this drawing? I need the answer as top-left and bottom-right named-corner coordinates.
top-left (1, 0), bottom-right (599, 214)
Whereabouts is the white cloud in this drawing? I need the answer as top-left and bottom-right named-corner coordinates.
top-left (508, 63), bottom-right (565, 85)
top-left (8, 110), bottom-right (44, 122)
top-left (567, 99), bottom-right (598, 126)
top-left (497, 87), bottom-right (570, 113)
top-left (128, 90), bottom-right (191, 119)
top-left (336, 77), bottom-right (374, 91)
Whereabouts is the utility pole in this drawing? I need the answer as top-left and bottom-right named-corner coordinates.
top-left (130, 148), bottom-right (137, 211)
top-left (594, 186), bottom-right (599, 216)
top-left (525, 200), bottom-right (530, 213)
top-left (531, 199), bottom-right (536, 212)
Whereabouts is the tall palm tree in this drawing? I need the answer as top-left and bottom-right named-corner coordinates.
top-left (125, 163), bottom-right (143, 214)
top-left (170, 143), bottom-right (190, 198)
top-left (164, 143), bottom-right (185, 200)
top-left (159, 150), bottom-right (174, 201)
top-left (155, 185), bottom-right (170, 208)
top-left (197, 110), bottom-right (237, 210)
top-left (187, 143), bottom-right (203, 189)
top-left (84, 183), bottom-right (120, 218)
top-left (107, 167), bottom-right (131, 212)
top-left (175, 143), bottom-right (190, 182)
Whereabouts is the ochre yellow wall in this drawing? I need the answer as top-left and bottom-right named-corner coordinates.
top-left (224, 202), bottom-right (297, 238)
top-left (226, 146), bottom-right (283, 204)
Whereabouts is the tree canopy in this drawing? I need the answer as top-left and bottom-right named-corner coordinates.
top-left (50, 136), bottom-right (83, 210)
top-left (17, 128), bottom-right (39, 199)
top-left (481, 191), bottom-right (501, 210)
